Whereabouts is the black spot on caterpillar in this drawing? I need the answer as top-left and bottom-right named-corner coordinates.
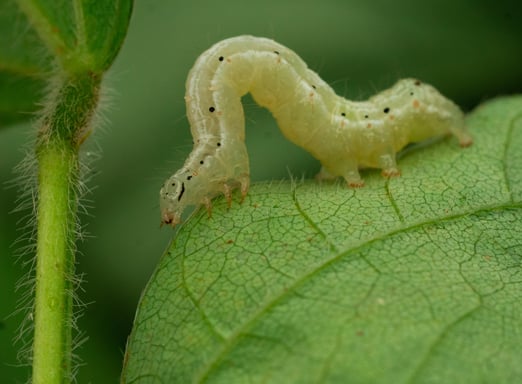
top-left (159, 35), bottom-right (472, 227)
top-left (177, 182), bottom-right (185, 201)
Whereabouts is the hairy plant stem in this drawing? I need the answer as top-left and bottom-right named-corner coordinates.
top-left (32, 71), bottom-right (100, 384)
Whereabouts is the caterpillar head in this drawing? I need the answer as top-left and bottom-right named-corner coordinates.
top-left (159, 175), bottom-right (185, 227)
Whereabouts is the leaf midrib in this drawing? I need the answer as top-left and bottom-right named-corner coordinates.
top-left (15, 0), bottom-right (91, 71)
top-left (503, 111), bottom-right (522, 201)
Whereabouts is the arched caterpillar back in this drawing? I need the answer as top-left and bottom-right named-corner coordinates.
top-left (160, 35), bottom-right (472, 226)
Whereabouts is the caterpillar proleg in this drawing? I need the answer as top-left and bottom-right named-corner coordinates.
top-left (160, 35), bottom-right (472, 227)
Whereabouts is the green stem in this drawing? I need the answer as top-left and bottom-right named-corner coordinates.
top-left (32, 72), bottom-right (100, 384)
top-left (33, 144), bottom-right (77, 383)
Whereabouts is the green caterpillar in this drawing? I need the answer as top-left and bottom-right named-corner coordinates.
top-left (160, 35), bottom-right (472, 227)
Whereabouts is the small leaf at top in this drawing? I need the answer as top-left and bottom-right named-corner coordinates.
top-left (0, 0), bottom-right (133, 127)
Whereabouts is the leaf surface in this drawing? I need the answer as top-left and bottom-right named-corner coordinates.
top-left (122, 96), bottom-right (522, 383)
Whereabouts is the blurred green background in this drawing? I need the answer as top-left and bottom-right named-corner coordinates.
top-left (1, 0), bottom-right (521, 382)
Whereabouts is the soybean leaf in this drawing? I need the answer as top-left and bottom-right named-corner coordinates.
top-left (0, 0), bottom-right (132, 127)
top-left (129, 96), bottom-right (522, 383)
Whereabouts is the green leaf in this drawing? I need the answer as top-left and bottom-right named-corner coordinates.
top-left (0, 0), bottom-right (133, 127)
top-left (123, 95), bottom-right (522, 384)
top-left (0, 0), bottom-right (50, 126)
top-left (14, 0), bottom-right (132, 73)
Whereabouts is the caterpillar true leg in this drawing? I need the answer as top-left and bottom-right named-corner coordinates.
top-left (239, 173), bottom-right (250, 203)
top-left (203, 197), bottom-right (213, 218)
top-left (223, 183), bottom-right (233, 208)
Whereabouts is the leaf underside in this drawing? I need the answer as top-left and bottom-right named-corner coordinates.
top-left (123, 96), bottom-right (522, 384)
